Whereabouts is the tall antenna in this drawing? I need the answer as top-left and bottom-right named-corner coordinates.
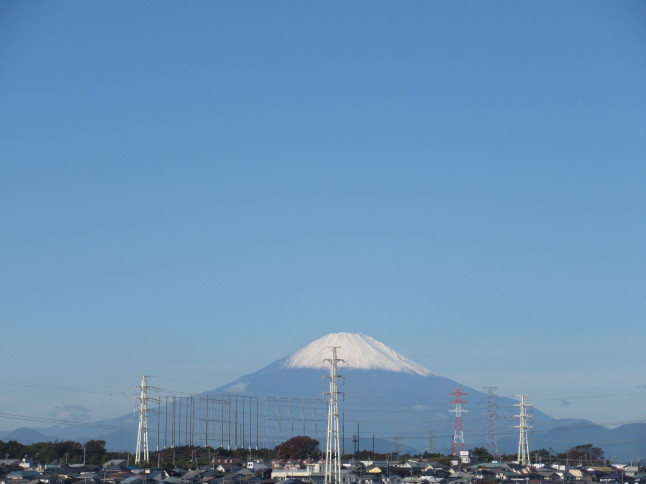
top-left (135, 375), bottom-right (151, 464)
top-left (514, 394), bottom-right (533, 466)
top-left (324, 346), bottom-right (343, 484)
top-left (449, 389), bottom-right (468, 456)
top-left (483, 387), bottom-right (499, 457)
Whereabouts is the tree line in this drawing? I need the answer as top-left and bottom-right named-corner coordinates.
top-left (0, 436), bottom-right (606, 469)
top-left (0, 439), bottom-right (109, 466)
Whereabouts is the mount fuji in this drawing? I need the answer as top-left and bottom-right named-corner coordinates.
top-left (190, 332), bottom-right (645, 459)
top-left (5, 333), bottom-right (645, 460)
top-left (208, 332), bottom-right (557, 453)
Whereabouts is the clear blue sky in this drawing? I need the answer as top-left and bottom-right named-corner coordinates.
top-left (1, 1), bottom-right (645, 433)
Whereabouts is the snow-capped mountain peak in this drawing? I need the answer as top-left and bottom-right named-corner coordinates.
top-left (281, 332), bottom-right (434, 376)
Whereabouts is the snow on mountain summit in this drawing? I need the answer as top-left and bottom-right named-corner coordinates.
top-left (282, 332), bottom-right (434, 376)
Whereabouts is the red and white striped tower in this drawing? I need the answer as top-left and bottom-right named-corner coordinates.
top-left (449, 389), bottom-right (468, 456)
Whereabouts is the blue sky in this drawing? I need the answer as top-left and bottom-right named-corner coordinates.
top-left (1, 1), bottom-right (645, 436)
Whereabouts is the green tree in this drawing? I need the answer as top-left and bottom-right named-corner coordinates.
top-left (0, 440), bottom-right (26, 460)
top-left (420, 451), bottom-right (452, 466)
top-left (530, 448), bottom-right (555, 464)
top-left (557, 444), bottom-right (604, 465)
top-left (471, 447), bottom-right (494, 462)
top-left (274, 436), bottom-right (320, 460)
top-left (85, 440), bottom-right (107, 465)
top-left (27, 442), bottom-right (58, 464)
top-left (59, 441), bottom-right (84, 464)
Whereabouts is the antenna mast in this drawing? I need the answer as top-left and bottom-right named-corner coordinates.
top-left (324, 346), bottom-right (343, 484)
top-left (449, 389), bottom-right (468, 456)
top-left (135, 375), bottom-right (151, 464)
top-left (514, 394), bottom-right (533, 466)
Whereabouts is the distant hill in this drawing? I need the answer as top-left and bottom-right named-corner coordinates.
top-left (0, 427), bottom-right (50, 443)
top-left (526, 422), bottom-right (646, 462)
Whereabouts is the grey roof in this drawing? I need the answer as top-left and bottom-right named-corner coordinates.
top-left (162, 478), bottom-right (189, 484)
top-left (122, 478), bottom-right (145, 484)
top-left (7, 471), bottom-right (42, 478)
top-left (147, 471), bottom-right (165, 481)
top-left (182, 470), bottom-right (204, 480)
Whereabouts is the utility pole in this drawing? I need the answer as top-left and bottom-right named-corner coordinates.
top-left (427, 431), bottom-right (434, 455)
top-left (391, 436), bottom-right (402, 459)
top-left (449, 389), bottom-right (468, 456)
top-left (483, 387), bottom-right (499, 457)
top-left (324, 346), bottom-right (343, 484)
top-left (157, 397), bottom-right (161, 457)
top-left (353, 422), bottom-right (360, 457)
top-left (514, 394), bottom-right (533, 466)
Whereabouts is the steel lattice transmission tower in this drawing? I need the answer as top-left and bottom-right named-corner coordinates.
top-left (324, 347), bottom-right (344, 484)
top-left (449, 389), bottom-right (468, 456)
top-left (514, 394), bottom-right (533, 466)
top-left (483, 387), bottom-right (499, 457)
top-left (135, 375), bottom-right (151, 464)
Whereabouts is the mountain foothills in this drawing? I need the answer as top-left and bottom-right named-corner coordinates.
top-left (1, 333), bottom-right (644, 460)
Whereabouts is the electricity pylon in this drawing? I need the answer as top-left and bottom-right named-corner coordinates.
top-left (449, 389), bottom-right (468, 456)
top-left (135, 375), bottom-right (151, 464)
top-left (483, 387), bottom-right (499, 457)
top-left (514, 394), bottom-right (533, 466)
top-left (324, 347), bottom-right (343, 484)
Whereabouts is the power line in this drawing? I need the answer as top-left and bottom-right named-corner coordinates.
top-left (0, 412), bottom-right (139, 432)
top-left (2, 377), bottom-right (643, 409)
top-left (0, 379), bottom-right (128, 396)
